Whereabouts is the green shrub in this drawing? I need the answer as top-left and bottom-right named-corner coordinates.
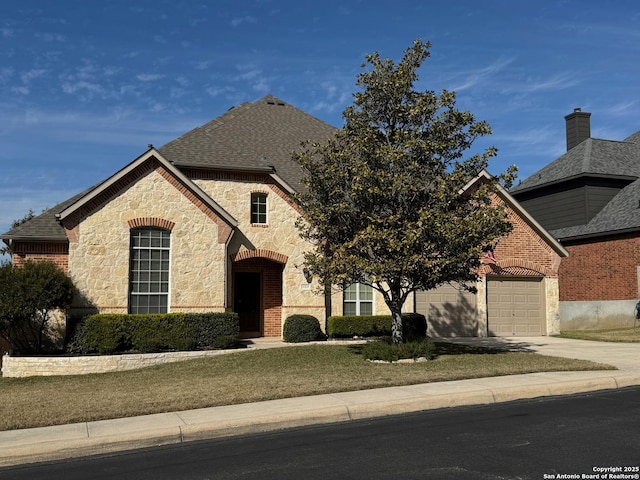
top-left (327, 313), bottom-right (428, 341)
top-left (186, 312), bottom-right (240, 348)
top-left (129, 314), bottom-right (195, 353)
top-left (401, 313), bottom-right (428, 342)
top-left (0, 260), bottom-right (74, 354)
top-left (327, 315), bottom-right (391, 338)
top-left (362, 338), bottom-right (436, 362)
top-left (283, 314), bottom-right (325, 343)
top-left (69, 312), bottom-right (241, 354)
top-left (213, 335), bottom-right (244, 349)
top-left (82, 314), bottom-right (132, 354)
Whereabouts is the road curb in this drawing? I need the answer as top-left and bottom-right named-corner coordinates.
top-left (2, 374), bottom-right (639, 468)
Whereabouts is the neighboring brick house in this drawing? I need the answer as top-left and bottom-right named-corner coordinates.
top-left (511, 108), bottom-right (640, 330)
top-left (1, 95), bottom-right (567, 339)
top-left (414, 171), bottom-right (568, 337)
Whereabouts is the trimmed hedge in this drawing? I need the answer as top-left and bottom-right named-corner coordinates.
top-left (283, 314), bottom-right (326, 343)
top-left (67, 312), bottom-right (240, 354)
top-left (327, 313), bottom-right (427, 341)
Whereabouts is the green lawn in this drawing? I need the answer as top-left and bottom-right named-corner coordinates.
top-left (0, 342), bottom-right (614, 432)
top-left (557, 326), bottom-right (640, 342)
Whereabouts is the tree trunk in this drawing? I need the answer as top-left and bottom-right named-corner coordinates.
top-left (391, 307), bottom-right (403, 344)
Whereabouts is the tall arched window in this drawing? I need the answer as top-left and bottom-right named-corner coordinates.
top-left (129, 227), bottom-right (170, 314)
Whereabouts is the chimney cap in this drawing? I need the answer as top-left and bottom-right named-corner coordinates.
top-left (574, 107), bottom-right (581, 112)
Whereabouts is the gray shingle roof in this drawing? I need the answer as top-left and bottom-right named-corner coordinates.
top-left (159, 94), bottom-right (337, 192)
top-left (1, 95), bottom-right (337, 242)
top-left (511, 128), bottom-right (640, 241)
top-left (511, 137), bottom-right (640, 194)
top-left (0, 187), bottom-right (94, 242)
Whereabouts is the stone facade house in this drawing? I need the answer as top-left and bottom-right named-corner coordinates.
top-left (511, 108), bottom-right (640, 330)
top-left (2, 95), bottom-right (567, 341)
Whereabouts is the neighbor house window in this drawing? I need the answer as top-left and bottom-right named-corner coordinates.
top-left (129, 227), bottom-right (170, 314)
top-left (343, 283), bottom-right (373, 315)
top-left (251, 192), bottom-right (267, 224)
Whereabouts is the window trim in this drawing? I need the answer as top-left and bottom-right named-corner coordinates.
top-left (250, 191), bottom-right (268, 225)
top-left (128, 227), bottom-right (171, 314)
top-left (343, 282), bottom-right (374, 316)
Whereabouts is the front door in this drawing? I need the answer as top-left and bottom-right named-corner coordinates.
top-left (234, 272), bottom-right (261, 336)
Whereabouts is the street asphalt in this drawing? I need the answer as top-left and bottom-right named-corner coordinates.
top-left (1, 336), bottom-right (639, 467)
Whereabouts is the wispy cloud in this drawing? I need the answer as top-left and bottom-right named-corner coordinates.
top-left (231, 16), bottom-right (257, 27)
top-left (136, 73), bottom-right (165, 82)
top-left (11, 86), bottom-right (29, 95)
top-left (0, 67), bottom-right (14, 82)
top-left (513, 73), bottom-right (580, 94)
top-left (35, 32), bottom-right (65, 42)
top-left (61, 80), bottom-right (103, 95)
top-left (1, 27), bottom-right (13, 38)
top-left (21, 69), bottom-right (46, 83)
top-left (450, 57), bottom-right (516, 92)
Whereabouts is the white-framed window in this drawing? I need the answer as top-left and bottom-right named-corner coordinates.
top-left (129, 227), bottom-right (170, 314)
top-left (251, 192), bottom-right (268, 224)
top-left (343, 283), bottom-right (373, 316)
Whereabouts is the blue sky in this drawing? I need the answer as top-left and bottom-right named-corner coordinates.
top-left (2, 0), bottom-right (640, 237)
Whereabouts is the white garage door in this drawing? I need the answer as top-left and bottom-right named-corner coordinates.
top-left (415, 284), bottom-right (477, 336)
top-left (487, 277), bottom-right (545, 336)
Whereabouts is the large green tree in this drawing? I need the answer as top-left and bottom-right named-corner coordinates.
top-left (294, 39), bottom-right (516, 343)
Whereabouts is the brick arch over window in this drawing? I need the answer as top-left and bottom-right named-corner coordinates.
top-left (232, 249), bottom-right (288, 265)
top-left (127, 217), bottom-right (176, 231)
top-left (481, 257), bottom-right (552, 277)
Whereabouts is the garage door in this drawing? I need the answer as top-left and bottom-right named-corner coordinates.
top-left (415, 284), bottom-right (477, 336)
top-left (487, 277), bottom-right (545, 336)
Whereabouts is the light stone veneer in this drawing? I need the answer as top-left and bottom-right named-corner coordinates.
top-left (69, 170), bottom-right (326, 332)
top-left (70, 170), bottom-right (226, 313)
top-left (195, 178), bottom-right (325, 321)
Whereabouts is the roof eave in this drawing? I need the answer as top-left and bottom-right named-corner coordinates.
top-left (556, 225), bottom-right (640, 243)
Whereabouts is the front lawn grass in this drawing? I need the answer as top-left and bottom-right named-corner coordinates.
top-left (557, 326), bottom-right (640, 342)
top-left (0, 342), bottom-right (614, 432)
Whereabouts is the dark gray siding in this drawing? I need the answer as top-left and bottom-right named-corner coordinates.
top-left (512, 177), bottom-right (630, 232)
top-left (586, 185), bottom-right (622, 222)
top-left (517, 187), bottom-right (587, 231)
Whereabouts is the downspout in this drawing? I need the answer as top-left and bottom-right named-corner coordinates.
top-left (224, 229), bottom-right (236, 311)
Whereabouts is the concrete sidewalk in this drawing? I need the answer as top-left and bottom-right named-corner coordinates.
top-left (1, 336), bottom-right (639, 467)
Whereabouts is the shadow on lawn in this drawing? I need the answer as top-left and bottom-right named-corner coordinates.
top-left (347, 337), bottom-right (540, 358)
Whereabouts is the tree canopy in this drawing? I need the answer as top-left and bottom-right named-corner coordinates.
top-left (294, 39), bottom-right (517, 343)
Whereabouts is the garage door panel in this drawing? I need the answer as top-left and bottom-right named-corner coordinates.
top-left (488, 277), bottom-right (545, 337)
top-left (415, 284), bottom-right (477, 337)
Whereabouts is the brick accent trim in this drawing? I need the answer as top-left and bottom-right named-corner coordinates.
top-left (480, 257), bottom-right (550, 276)
top-left (267, 181), bottom-right (304, 216)
top-left (154, 165), bottom-right (234, 244)
top-left (233, 249), bottom-right (288, 264)
top-left (128, 217), bottom-right (176, 231)
top-left (60, 158), bottom-right (234, 245)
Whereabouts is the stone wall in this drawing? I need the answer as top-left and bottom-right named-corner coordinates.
top-left (1, 350), bottom-right (240, 378)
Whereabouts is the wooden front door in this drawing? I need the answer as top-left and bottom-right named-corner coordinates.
top-left (234, 272), bottom-right (261, 335)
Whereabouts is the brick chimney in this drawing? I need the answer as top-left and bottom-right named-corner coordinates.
top-left (564, 108), bottom-right (591, 151)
